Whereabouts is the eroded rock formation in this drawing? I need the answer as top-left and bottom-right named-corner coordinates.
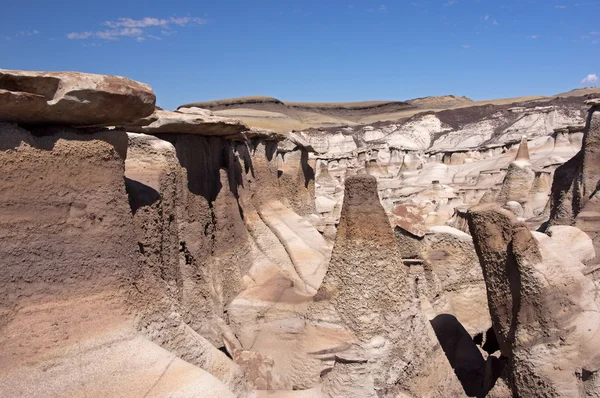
top-left (547, 99), bottom-right (600, 261)
top-left (313, 175), bottom-right (465, 397)
top-left (2, 68), bottom-right (600, 398)
top-left (0, 69), bottom-right (156, 125)
top-left (0, 123), bottom-right (247, 397)
top-left (467, 204), bottom-right (600, 397)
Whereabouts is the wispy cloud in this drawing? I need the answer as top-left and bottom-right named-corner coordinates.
top-left (555, 5), bottom-right (568, 8)
top-left (2, 29), bottom-right (39, 40)
top-left (444, 0), bottom-right (457, 5)
top-left (67, 31), bottom-right (93, 39)
top-left (528, 34), bottom-right (541, 39)
top-left (18, 30), bottom-right (39, 36)
top-left (67, 16), bottom-right (205, 41)
top-left (482, 14), bottom-right (498, 25)
top-left (379, 4), bottom-right (387, 11)
top-left (581, 74), bottom-right (599, 84)
top-left (100, 27), bottom-right (144, 40)
top-left (462, 44), bottom-right (470, 48)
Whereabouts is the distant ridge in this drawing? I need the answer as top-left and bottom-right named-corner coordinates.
top-left (176, 88), bottom-right (600, 132)
top-left (179, 96), bottom-right (415, 111)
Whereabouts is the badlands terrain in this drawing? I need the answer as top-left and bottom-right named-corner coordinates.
top-left (1, 68), bottom-right (600, 397)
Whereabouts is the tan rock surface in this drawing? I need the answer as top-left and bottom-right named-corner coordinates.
top-left (468, 204), bottom-right (600, 397)
top-left (126, 108), bottom-right (249, 136)
top-left (0, 125), bottom-right (246, 397)
top-left (0, 69), bottom-right (155, 126)
top-left (547, 101), bottom-right (600, 259)
top-left (313, 175), bottom-right (466, 397)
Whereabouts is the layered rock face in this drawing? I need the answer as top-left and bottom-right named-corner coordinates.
top-left (0, 123), bottom-right (246, 397)
top-left (304, 97), bottom-right (591, 237)
top-left (547, 99), bottom-right (600, 261)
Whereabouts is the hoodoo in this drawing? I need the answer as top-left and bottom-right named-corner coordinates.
top-left (514, 135), bottom-right (530, 162)
top-left (1, 65), bottom-right (600, 397)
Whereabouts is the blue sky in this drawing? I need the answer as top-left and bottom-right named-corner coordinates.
top-left (1, 0), bottom-right (599, 109)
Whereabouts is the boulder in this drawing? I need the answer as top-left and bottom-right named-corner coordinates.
top-left (390, 203), bottom-right (427, 237)
top-left (547, 225), bottom-right (596, 263)
top-left (0, 69), bottom-right (155, 126)
top-left (125, 109), bottom-right (248, 136)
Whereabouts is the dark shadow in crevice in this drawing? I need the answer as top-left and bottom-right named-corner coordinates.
top-left (483, 327), bottom-right (500, 354)
top-left (162, 134), bottom-right (228, 203)
top-left (218, 346), bottom-right (233, 360)
top-left (265, 140), bottom-right (278, 162)
top-left (300, 148), bottom-right (315, 188)
top-left (505, 240), bottom-right (522, 358)
top-left (226, 143), bottom-right (244, 199)
top-left (124, 177), bottom-right (160, 214)
top-left (157, 135), bottom-right (259, 222)
top-left (431, 314), bottom-right (486, 397)
top-left (236, 142), bottom-right (255, 177)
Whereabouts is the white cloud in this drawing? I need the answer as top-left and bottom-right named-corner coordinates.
top-left (379, 4), bottom-right (387, 11)
top-left (170, 17), bottom-right (205, 26)
top-left (67, 31), bottom-right (93, 39)
top-left (462, 44), bottom-right (470, 48)
top-left (484, 15), bottom-right (489, 21)
top-left (555, 5), bottom-right (567, 8)
top-left (444, 0), bottom-right (457, 5)
top-left (67, 16), bottom-right (205, 41)
top-left (105, 17), bottom-right (167, 28)
top-left (96, 27), bottom-right (143, 40)
top-left (529, 35), bottom-right (541, 39)
top-left (581, 74), bottom-right (599, 85)
top-left (493, 19), bottom-right (499, 25)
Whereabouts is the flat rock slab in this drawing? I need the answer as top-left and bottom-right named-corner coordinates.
top-left (0, 69), bottom-right (156, 126)
top-left (585, 98), bottom-right (600, 106)
top-left (126, 109), bottom-right (249, 136)
top-left (391, 203), bottom-right (427, 237)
